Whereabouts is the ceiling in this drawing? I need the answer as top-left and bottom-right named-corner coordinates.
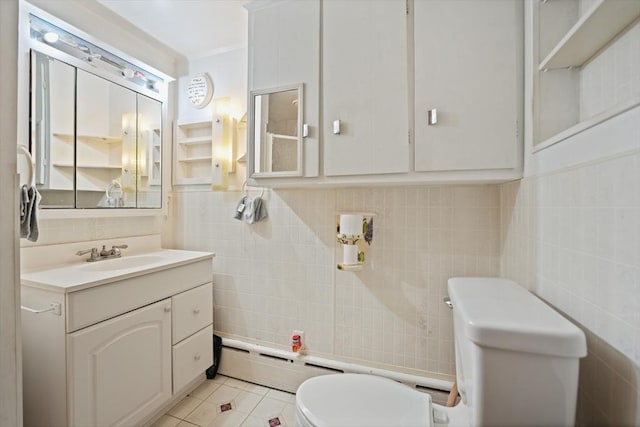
top-left (97, 0), bottom-right (248, 60)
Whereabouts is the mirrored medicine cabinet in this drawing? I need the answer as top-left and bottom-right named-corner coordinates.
top-left (249, 83), bottom-right (304, 178)
top-left (28, 12), bottom-right (167, 210)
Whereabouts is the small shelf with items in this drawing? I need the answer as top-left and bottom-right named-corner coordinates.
top-left (534, 0), bottom-right (640, 150)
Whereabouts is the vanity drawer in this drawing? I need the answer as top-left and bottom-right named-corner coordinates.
top-left (172, 324), bottom-right (213, 393)
top-left (172, 283), bottom-right (213, 344)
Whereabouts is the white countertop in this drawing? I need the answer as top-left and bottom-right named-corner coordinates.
top-left (21, 249), bottom-right (215, 293)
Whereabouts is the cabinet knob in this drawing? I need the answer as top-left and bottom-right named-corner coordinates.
top-left (164, 306), bottom-right (171, 313)
top-left (302, 123), bottom-right (309, 138)
top-left (193, 308), bottom-right (200, 314)
top-left (332, 120), bottom-right (341, 135)
top-left (194, 353), bottom-right (201, 361)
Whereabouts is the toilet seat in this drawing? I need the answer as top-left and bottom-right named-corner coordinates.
top-left (295, 374), bottom-right (433, 427)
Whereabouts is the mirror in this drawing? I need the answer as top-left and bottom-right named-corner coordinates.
top-left (249, 84), bottom-right (303, 177)
top-left (30, 50), bottom-right (162, 209)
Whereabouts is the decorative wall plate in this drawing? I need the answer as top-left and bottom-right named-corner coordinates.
top-left (187, 73), bottom-right (214, 109)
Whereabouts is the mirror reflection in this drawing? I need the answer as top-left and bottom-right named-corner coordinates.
top-left (251, 84), bottom-right (303, 177)
top-left (30, 50), bottom-right (162, 209)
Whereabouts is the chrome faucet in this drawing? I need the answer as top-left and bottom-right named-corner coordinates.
top-left (100, 244), bottom-right (128, 258)
top-left (76, 244), bottom-right (128, 262)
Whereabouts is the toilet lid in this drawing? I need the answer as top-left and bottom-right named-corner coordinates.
top-left (296, 374), bottom-right (432, 427)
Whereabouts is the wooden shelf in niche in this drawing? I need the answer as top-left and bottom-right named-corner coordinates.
top-left (53, 163), bottom-right (122, 169)
top-left (539, 0), bottom-right (640, 70)
top-left (178, 156), bottom-right (213, 163)
top-left (174, 119), bottom-right (215, 185)
top-left (534, 0), bottom-right (640, 150)
top-left (53, 133), bottom-right (122, 144)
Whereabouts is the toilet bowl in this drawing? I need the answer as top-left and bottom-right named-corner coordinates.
top-left (295, 278), bottom-right (587, 427)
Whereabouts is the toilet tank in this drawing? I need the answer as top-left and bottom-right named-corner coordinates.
top-left (448, 278), bottom-right (586, 427)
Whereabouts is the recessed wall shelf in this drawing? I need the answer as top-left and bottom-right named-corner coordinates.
top-left (179, 136), bottom-right (213, 146)
top-left (53, 133), bottom-right (122, 144)
top-left (178, 156), bottom-right (213, 163)
top-left (174, 119), bottom-right (214, 185)
top-left (534, 0), bottom-right (640, 150)
top-left (539, 0), bottom-right (640, 70)
top-left (53, 163), bottom-right (122, 169)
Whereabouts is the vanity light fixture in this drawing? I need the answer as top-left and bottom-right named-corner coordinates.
top-left (43, 31), bottom-right (59, 43)
top-left (211, 98), bottom-right (235, 190)
top-left (29, 13), bottom-right (165, 94)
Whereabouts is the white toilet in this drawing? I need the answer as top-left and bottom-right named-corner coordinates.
top-left (295, 277), bottom-right (587, 427)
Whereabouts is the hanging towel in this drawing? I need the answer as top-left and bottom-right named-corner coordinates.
top-left (233, 196), bottom-right (248, 220)
top-left (242, 195), bottom-right (268, 224)
top-left (20, 184), bottom-right (41, 242)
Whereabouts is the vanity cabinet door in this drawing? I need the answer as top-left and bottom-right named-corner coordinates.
top-left (323, 0), bottom-right (409, 176)
top-left (67, 298), bottom-right (172, 427)
top-left (414, 0), bottom-right (522, 172)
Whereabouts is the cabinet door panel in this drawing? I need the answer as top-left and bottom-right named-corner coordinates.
top-left (414, 0), bottom-right (522, 172)
top-left (249, 0), bottom-right (320, 177)
top-left (323, 0), bottom-right (409, 176)
top-left (68, 299), bottom-right (172, 427)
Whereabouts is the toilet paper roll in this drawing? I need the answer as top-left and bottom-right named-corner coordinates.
top-left (340, 214), bottom-right (363, 236)
top-left (343, 244), bottom-right (359, 265)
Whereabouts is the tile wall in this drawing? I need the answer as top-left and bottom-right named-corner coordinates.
top-left (170, 185), bottom-right (501, 377)
top-left (580, 22), bottom-right (640, 122)
top-left (501, 151), bottom-right (640, 426)
top-left (20, 215), bottom-right (164, 248)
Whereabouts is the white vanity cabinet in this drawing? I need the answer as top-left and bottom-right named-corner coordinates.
top-left (413, 0), bottom-right (523, 174)
top-left (68, 299), bottom-right (173, 427)
top-left (322, 0), bottom-right (409, 177)
top-left (21, 250), bottom-right (214, 427)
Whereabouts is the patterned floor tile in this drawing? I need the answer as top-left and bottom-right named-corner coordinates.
top-left (167, 395), bottom-right (204, 419)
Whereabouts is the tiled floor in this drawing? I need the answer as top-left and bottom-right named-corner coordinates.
top-left (152, 375), bottom-right (297, 427)
top-left (153, 374), bottom-right (452, 427)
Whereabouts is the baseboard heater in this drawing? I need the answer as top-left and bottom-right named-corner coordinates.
top-left (217, 337), bottom-right (454, 395)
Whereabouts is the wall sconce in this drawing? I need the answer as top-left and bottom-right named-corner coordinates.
top-left (337, 213), bottom-right (374, 271)
top-left (121, 112), bottom-right (137, 192)
top-left (211, 97), bottom-right (235, 190)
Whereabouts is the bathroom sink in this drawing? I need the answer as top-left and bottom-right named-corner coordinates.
top-left (81, 255), bottom-right (166, 271)
top-left (21, 248), bottom-right (215, 293)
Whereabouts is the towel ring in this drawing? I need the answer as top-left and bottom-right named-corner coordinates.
top-left (106, 180), bottom-right (122, 199)
top-left (17, 145), bottom-right (35, 187)
top-left (242, 180), bottom-right (265, 198)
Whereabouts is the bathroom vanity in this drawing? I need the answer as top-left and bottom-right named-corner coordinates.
top-left (21, 247), bottom-right (214, 427)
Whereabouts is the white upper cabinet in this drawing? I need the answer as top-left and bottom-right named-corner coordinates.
top-left (246, 0), bottom-right (523, 186)
top-left (247, 0), bottom-right (320, 177)
top-left (414, 0), bottom-right (523, 173)
top-left (323, 0), bottom-right (409, 176)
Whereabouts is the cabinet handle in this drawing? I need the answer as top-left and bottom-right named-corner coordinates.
top-left (194, 353), bottom-right (201, 361)
top-left (164, 306), bottom-right (171, 313)
top-left (193, 308), bottom-right (200, 314)
top-left (302, 123), bottom-right (309, 138)
top-left (332, 120), bottom-right (341, 135)
top-left (21, 302), bottom-right (61, 316)
top-left (427, 108), bottom-right (438, 125)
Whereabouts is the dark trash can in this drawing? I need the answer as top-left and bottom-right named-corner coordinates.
top-left (206, 334), bottom-right (223, 379)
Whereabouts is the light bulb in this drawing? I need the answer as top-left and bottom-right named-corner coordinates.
top-left (43, 31), bottom-right (59, 43)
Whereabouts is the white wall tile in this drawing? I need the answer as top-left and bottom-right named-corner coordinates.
top-left (169, 185), bottom-right (500, 377)
top-left (500, 150), bottom-right (640, 426)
